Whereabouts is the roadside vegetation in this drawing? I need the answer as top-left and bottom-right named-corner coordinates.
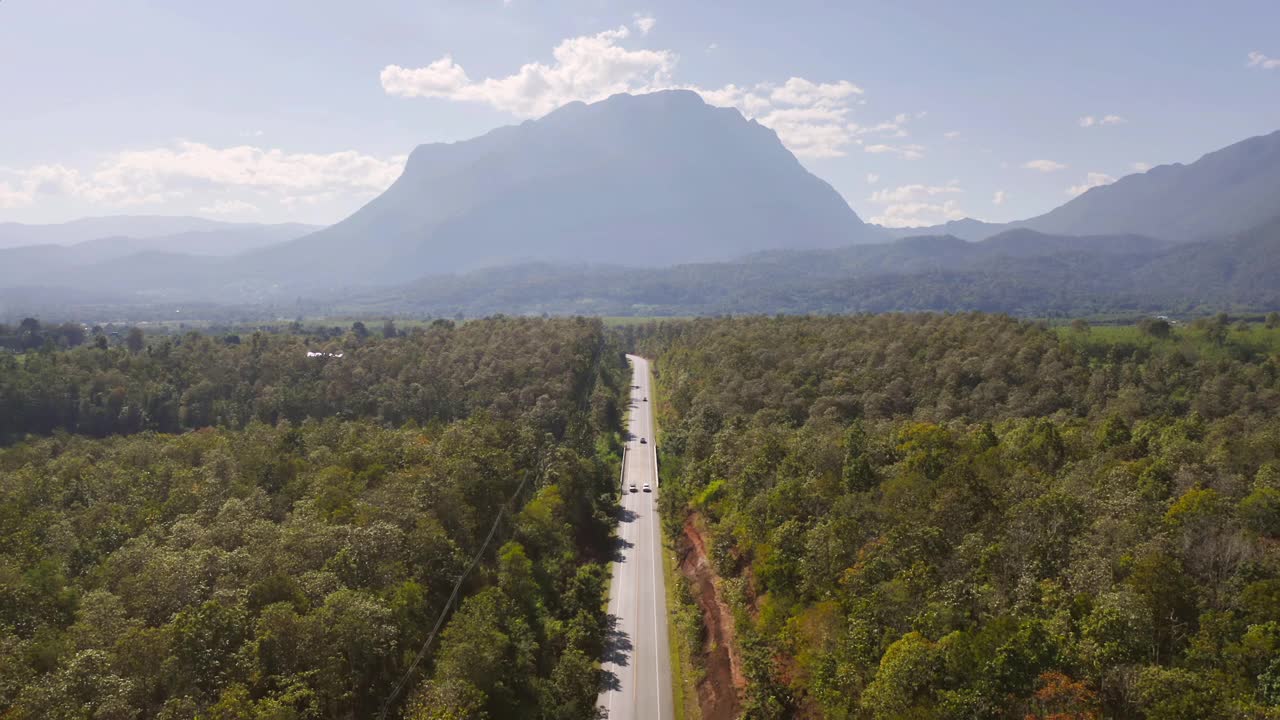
top-left (0, 317), bottom-right (628, 719)
top-left (633, 313), bottom-right (1280, 718)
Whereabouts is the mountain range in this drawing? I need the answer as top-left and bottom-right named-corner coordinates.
top-left (885, 128), bottom-right (1280, 242)
top-left (326, 221), bottom-right (1279, 318)
top-left (0, 90), bottom-right (1278, 319)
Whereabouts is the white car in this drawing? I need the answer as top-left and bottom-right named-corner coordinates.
top-left (642, 483), bottom-right (652, 493)
top-left (629, 483), bottom-right (638, 493)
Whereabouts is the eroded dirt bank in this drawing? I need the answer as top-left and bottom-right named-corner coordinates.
top-left (677, 514), bottom-right (746, 720)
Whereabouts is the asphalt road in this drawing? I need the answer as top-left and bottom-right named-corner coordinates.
top-left (598, 355), bottom-right (675, 720)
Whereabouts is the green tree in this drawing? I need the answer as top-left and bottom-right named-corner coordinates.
top-left (1135, 666), bottom-right (1227, 720)
top-left (861, 632), bottom-right (941, 719)
top-left (842, 421), bottom-right (876, 491)
top-left (1138, 316), bottom-right (1172, 339)
top-left (125, 327), bottom-right (145, 353)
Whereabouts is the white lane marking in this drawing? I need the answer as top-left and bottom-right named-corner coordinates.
top-left (606, 381), bottom-right (640, 718)
top-left (649, 480), bottom-right (662, 719)
top-left (641, 362), bottom-right (664, 719)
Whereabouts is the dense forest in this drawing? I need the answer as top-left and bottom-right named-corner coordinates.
top-left (7, 311), bottom-right (1280, 719)
top-left (633, 315), bottom-right (1280, 718)
top-left (0, 317), bottom-right (628, 719)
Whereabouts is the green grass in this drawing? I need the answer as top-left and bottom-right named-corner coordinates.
top-left (600, 316), bottom-right (694, 327)
top-left (1057, 321), bottom-right (1280, 361)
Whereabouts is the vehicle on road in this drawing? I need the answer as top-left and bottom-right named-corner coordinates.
top-left (643, 483), bottom-right (652, 492)
top-left (643, 397), bottom-right (648, 401)
top-left (629, 483), bottom-right (637, 493)
top-left (639, 437), bottom-right (647, 444)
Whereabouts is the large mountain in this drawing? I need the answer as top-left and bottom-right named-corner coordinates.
top-left (884, 129), bottom-right (1280, 242)
top-left (245, 90), bottom-right (880, 286)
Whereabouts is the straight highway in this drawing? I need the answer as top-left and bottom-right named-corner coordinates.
top-left (598, 355), bottom-right (674, 720)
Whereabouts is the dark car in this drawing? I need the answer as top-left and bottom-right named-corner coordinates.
top-left (639, 437), bottom-right (647, 444)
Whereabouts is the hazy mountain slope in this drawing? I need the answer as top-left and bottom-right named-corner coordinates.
top-left (879, 218), bottom-right (1010, 242)
top-left (1024, 130), bottom-right (1280, 241)
top-left (245, 90), bottom-right (881, 287)
top-left (1130, 214), bottom-right (1280, 306)
top-left (0, 223), bottom-right (320, 292)
top-left (976, 229), bottom-right (1172, 258)
top-left (71, 224), bottom-right (320, 260)
top-left (875, 129), bottom-right (1280, 242)
top-left (337, 229), bottom-right (1174, 316)
top-left (0, 216), bottom-right (319, 251)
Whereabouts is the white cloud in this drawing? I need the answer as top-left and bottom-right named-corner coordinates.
top-left (0, 164), bottom-right (91, 208)
top-left (864, 143), bottom-right (925, 160)
top-left (199, 199), bottom-right (260, 216)
top-left (866, 173), bottom-right (879, 184)
top-left (1131, 161), bottom-right (1152, 172)
top-left (943, 130), bottom-right (960, 139)
top-left (1080, 114), bottom-right (1126, 127)
top-left (1248, 51), bottom-right (1280, 69)
top-left (381, 26), bottom-right (675, 118)
top-left (1023, 159), bottom-right (1067, 172)
top-left (633, 14), bottom-right (657, 35)
top-left (381, 23), bottom-right (897, 159)
top-left (0, 142), bottom-right (405, 217)
top-left (992, 190), bottom-right (1006, 206)
top-left (869, 200), bottom-right (965, 228)
top-left (0, 182), bottom-right (32, 209)
top-left (1066, 171), bottom-right (1115, 197)
top-left (706, 43), bottom-right (718, 53)
top-left (866, 183), bottom-right (966, 227)
top-left (868, 183), bottom-right (961, 204)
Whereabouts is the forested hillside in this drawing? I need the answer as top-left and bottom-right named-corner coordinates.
top-left (633, 315), bottom-right (1280, 718)
top-left (338, 218), bottom-right (1280, 320)
top-left (0, 318), bottom-right (628, 719)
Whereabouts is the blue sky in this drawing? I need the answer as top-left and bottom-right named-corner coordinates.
top-left (1, 0), bottom-right (1277, 226)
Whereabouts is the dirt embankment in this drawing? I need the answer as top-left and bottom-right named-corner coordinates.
top-left (677, 514), bottom-right (746, 720)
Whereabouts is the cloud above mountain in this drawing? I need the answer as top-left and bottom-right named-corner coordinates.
top-left (1248, 51), bottom-right (1279, 69)
top-left (1023, 159), bottom-right (1068, 172)
top-left (1066, 172), bottom-right (1116, 196)
top-left (866, 182), bottom-right (966, 227)
top-left (380, 24), bottom-right (677, 118)
top-left (1078, 114), bottom-right (1125, 127)
top-left (0, 143), bottom-right (405, 221)
top-left (380, 19), bottom-right (912, 159)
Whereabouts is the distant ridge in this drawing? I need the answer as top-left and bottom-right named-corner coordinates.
top-left (0, 216), bottom-right (320, 251)
top-left (880, 128), bottom-right (1280, 243)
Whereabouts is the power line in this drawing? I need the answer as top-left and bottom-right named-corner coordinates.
top-left (378, 469), bottom-right (534, 720)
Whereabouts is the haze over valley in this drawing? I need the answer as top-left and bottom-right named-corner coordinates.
top-left (2, 92), bottom-right (1278, 320)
